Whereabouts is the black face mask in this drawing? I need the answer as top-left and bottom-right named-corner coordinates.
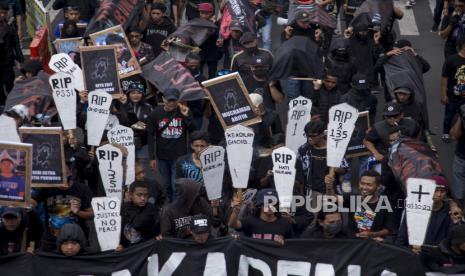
top-left (357, 89), bottom-right (371, 96)
top-left (188, 67), bottom-right (200, 77)
top-left (245, 46), bottom-right (258, 55)
top-left (325, 222), bottom-right (342, 235)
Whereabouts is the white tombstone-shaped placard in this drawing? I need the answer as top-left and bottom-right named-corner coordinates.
top-left (272, 146), bottom-right (296, 209)
top-left (327, 103), bottom-right (359, 168)
top-left (87, 90), bottom-right (112, 146)
top-left (286, 96), bottom-right (312, 153)
top-left (96, 144), bottom-right (123, 202)
top-left (200, 146), bottom-right (225, 200)
top-left (48, 53), bottom-right (85, 91)
top-left (107, 125), bottom-right (135, 185)
top-left (406, 178), bottom-right (436, 246)
top-left (49, 72), bottom-right (77, 130)
top-left (225, 125), bottom-right (254, 189)
top-left (91, 197), bottom-right (121, 251)
top-left (0, 115), bottom-right (20, 142)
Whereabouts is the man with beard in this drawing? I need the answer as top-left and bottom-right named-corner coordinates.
top-left (231, 32), bottom-right (283, 110)
top-left (0, 3), bottom-right (23, 106)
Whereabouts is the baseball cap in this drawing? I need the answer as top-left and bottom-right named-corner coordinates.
top-left (351, 73), bottom-right (370, 90)
top-left (190, 214), bottom-right (210, 234)
top-left (394, 86), bottom-right (413, 94)
top-left (383, 102), bottom-right (402, 116)
top-left (163, 88), bottom-right (181, 101)
top-left (127, 82), bottom-right (145, 94)
top-left (295, 9), bottom-right (311, 22)
top-left (253, 188), bottom-right (278, 206)
top-left (0, 150), bottom-right (14, 164)
top-left (430, 175), bottom-right (448, 191)
top-left (229, 20), bottom-right (243, 31)
top-left (450, 224), bottom-right (465, 246)
top-left (239, 32), bottom-right (256, 45)
top-left (198, 3), bottom-right (214, 12)
top-left (2, 207), bottom-right (21, 218)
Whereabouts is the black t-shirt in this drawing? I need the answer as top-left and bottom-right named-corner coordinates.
top-left (147, 106), bottom-right (194, 160)
top-left (309, 147), bottom-right (329, 193)
top-left (440, 15), bottom-right (465, 57)
top-left (240, 216), bottom-right (293, 241)
top-left (457, 105), bottom-right (465, 159)
top-left (442, 53), bottom-right (465, 100)
top-left (342, 195), bottom-right (397, 235)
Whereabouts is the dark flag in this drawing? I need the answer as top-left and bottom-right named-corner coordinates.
top-left (170, 18), bottom-right (218, 46)
top-left (268, 35), bottom-right (324, 81)
top-left (84, 0), bottom-right (145, 37)
top-left (5, 71), bottom-right (56, 121)
top-left (220, 0), bottom-right (257, 39)
top-left (383, 50), bottom-right (429, 127)
top-left (288, 3), bottom-right (337, 29)
top-left (141, 52), bottom-right (205, 101)
top-left (389, 138), bottom-right (443, 193)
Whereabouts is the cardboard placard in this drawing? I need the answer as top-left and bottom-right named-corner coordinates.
top-left (272, 147), bottom-right (296, 209)
top-left (202, 72), bottom-right (261, 129)
top-left (107, 125), bottom-right (135, 185)
top-left (406, 178), bottom-right (436, 246)
top-left (80, 46), bottom-right (121, 96)
top-left (0, 142), bottom-right (32, 208)
top-left (200, 146), bottom-right (225, 200)
top-left (327, 103), bottom-right (359, 168)
top-left (49, 72), bottom-right (77, 130)
top-left (87, 90), bottom-right (113, 146)
top-left (225, 124), bottom-right (255, 189)
top-left (91, 197), bottom-right (121, 251)
top-left (19, 127), bottom-right (67, 188)
top-left (49, 53), bottom-right (85, 91)
top-left (346, 111), bottom-right (371, 158)
top-left (89, 25), bottom-right (142, 79)
top-left (96, 144), bottom-right (124, 202)
top-left (0, 115), bottom-right (20, 142)
top-left (53, 37), bottom-right (83, 55)
top-left (286, 96), bottom-right (312, 153)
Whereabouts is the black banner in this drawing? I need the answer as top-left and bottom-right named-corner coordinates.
top-left (170, 18), bottom-right (218, 46)
top-left (19, 128), bottom-right (67, 187)
top-left (0, 238), bottom-right (427, 276)
top-left (80, 46), bottom-right (121, 95)
top-left (84, 0), bottom-right (145, 37)
top-left (141, 52), bottom-right (204, 101)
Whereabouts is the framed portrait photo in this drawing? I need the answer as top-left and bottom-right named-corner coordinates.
top-left (0, 142), bottom-right (32, 208)
top-left (53, 37), bottom-right (83, 55)
top-left (89, 25), bottom-right (142, 79)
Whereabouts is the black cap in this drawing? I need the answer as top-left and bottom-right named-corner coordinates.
top-left (127, 82), bottom-right (145, 94)
top-left (253, 188), bottom-right (278, 206)
top-left (450, 224), bottom-right (465, 246)
top-left (351, 73), bottom-right (370, 90)
top-left (163, 88), bottom-right (180, 101)
top-left (394, 39), bottom-right (412, 48)
top-left (2, 207), bottom-right (21, 218)
top-left (190, 214), bottom-right (210, 234)
top-left (64, 6), bottom-right (79, 12)
top-left (383, 101), bottom-right (402, 116)
top-left (229, 20), bottom-right (243, 31)
top-left (393, 86), bottom-right (413, 94)
top-left (239, 32), bottom-right (256, 45)
top-left (294, 9), bottom-right (311, 22)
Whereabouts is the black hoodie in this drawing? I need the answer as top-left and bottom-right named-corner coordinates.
top-left (144, 17), bottom-right (177, 58)
top-left (56, 223), bottom-right (89, 255)
top-left (394, 85), bottom-right (429, 132)
top-left (0, 210), bottom-right (42, 255)
top-left (120, 201), bottom-right (160, 247)
top-left (160, 178), bottom-right (212, 238)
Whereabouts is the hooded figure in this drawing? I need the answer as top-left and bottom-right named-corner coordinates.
top-left (393, 83), bottom-right (429, 133)
top-left (340, 73), bottom-right (378, 124)
top-left (56, 223), bottom-right (89, 255)
top-left (347, 13), bottom-right (384, 86)
top-left (160, 178), bottom-right (213, 238)
top-left (326, 35), bottom-right (357, 94)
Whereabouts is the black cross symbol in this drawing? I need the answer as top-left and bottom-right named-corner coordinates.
top-left (411, 185), bottom-right (430, 202)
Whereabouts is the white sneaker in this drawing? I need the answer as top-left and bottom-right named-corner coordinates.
top-left (405, 0), bottom-right (416, 8)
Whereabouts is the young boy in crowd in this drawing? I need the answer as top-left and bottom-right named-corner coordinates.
top-left (54, 6), bottom-right (86, 39)
top-left (56, 224), bottom-right (89, 256)
top-left (142, 3), bottom-right (177, 58)
top-left (312, 71), bottom-right (342, 125)
top-left (120, 181), bottom-right (160, 248)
